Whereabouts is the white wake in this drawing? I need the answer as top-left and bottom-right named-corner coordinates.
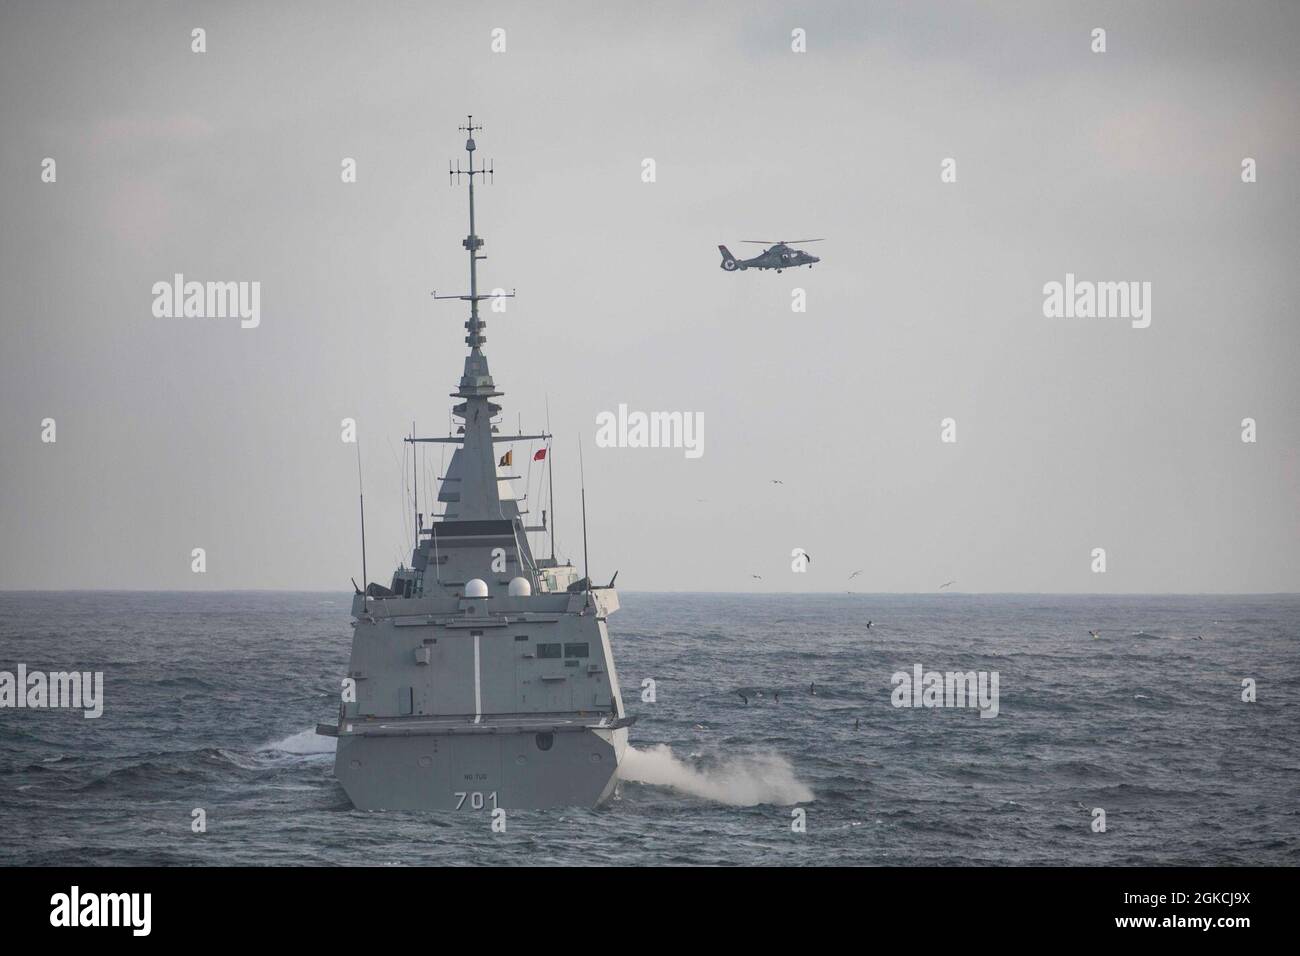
top-left (618, 744), bottom-right (813, 806)
top-left (262, 729), bottom-right (336, 756)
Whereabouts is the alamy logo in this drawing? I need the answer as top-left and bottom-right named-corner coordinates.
top-left (595, 403), bottom-right (704, 459)
top-left (0, 665), bottom-right (103, 718)
top-left (1042, 272), bottom-right (1151, 329)
top-left (891, 664), bottom-right (999, 718)
top-left (152, 273), bottom-right (261, 329)
top-left (50, 886), bottom-right (150, 936)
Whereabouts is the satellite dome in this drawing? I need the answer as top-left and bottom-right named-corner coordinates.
top-left (465, 578), bottom-right (489, 598)
top-left (508, 577), bottom-right (532, 597)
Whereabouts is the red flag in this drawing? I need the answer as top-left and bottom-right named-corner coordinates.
top-left (533, 448), bottom-right (547, 461)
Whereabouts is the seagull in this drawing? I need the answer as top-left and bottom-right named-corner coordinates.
top-left (774, 691), bottom-right (780, 703)
top-left (939, 580), bottom-right (956, 590)
top-left (848, 570), bottom-right (864, 581)
top-left (770, 479), bottom-right (784, 485)
top-left (751, 574), bottom-right (763, 580)
top-left (1088, 630), bottom-right (1100, 639)
top-left (854, 718), bottom-right (860, 730)
top-left (795, 550), bottom-right (812, 563)
top-left (737, 691), bottom-right (748, 705)
top-left (866, 620), bottom-right (873, 628)
top-left (810, 682), bottom-right (817, 696)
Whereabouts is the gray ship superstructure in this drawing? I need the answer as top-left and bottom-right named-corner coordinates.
top-left (317, 118), bottom-right (631, 811)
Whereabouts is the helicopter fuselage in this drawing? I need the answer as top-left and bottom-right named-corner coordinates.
top-left (719, 243), bottom-right (820, 272)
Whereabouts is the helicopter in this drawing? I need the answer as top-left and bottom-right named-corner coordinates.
top-left (718, 239), bottom-right (823, 273)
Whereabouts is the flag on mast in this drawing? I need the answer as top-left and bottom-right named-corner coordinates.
top-left (498, 450), bottom-right (512, 467)
top-left (533, 448), bottom-right (547, 461)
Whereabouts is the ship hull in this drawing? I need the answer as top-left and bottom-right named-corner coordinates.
top-left (334, 725), bottom-right (627, 811)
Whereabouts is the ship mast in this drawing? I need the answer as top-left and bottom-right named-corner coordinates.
top-left (411, 117), bottom-right (536, 528)
top-left (457, 116), bottom-right (487, 351)
top-left (409, 119), bottom-right (550, 540)
top-left (433, 115), bottom-right (514, 384)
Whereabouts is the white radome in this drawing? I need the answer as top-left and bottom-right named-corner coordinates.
top-left (508, 576), bottom-right (532, 597)
top-left (465, 578), bottom-right (489, 598)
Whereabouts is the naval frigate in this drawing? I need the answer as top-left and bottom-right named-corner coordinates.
top-left (316, 117), bottom-right (632, 811)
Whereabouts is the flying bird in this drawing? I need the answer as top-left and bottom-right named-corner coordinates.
top-left (737, 691), bottom-right (749, 705)
top-left (751, 574), bottom-right (763, 580)
top-left (1088, 630), bottom-right (1100, 639)
top-left (770, 479), bottom-right (784, 485)
top-left (848, 570), bottom-right (864, 580)
top-left (939, 580), bottom-right (956, 590)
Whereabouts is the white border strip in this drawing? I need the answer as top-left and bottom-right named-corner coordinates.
top-left (473, 633), bottom-right (482, 724)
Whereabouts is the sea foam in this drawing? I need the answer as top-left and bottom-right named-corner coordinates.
top-left (619, 744), bottom-right (813, 806)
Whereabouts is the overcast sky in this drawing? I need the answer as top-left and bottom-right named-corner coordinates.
top-left (1, 0), bottom-right (1297, 592)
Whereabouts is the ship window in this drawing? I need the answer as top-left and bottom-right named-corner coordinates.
top-left (564, 643), bottom-right (589, 658)
top-left (403, 579), bottom-right (413, 599)
top-left (536, 643), bottom-right (561, 659)
top-left (535, 732), bottom-right (553, 751)
top-left (514, 634), bottom-right (528, 642)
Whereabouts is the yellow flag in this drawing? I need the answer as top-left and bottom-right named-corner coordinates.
top-left (498, 450), bottom-right (512, 467)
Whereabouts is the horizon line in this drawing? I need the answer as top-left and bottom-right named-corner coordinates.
top-left (1, 588), bottom-right (1297, 597)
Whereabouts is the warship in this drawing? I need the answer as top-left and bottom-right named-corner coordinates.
top-left (316, 118), bottom-right (632, 810)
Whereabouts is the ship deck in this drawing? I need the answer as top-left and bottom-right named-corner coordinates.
top-left (317, 712), bottom-right (634, 738)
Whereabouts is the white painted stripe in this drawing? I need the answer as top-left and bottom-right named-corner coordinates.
top-left (473, 633), bottom-right (482, 724)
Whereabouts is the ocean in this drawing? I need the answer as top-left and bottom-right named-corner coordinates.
top-left (1, 591), bottom-right (1296, 866)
